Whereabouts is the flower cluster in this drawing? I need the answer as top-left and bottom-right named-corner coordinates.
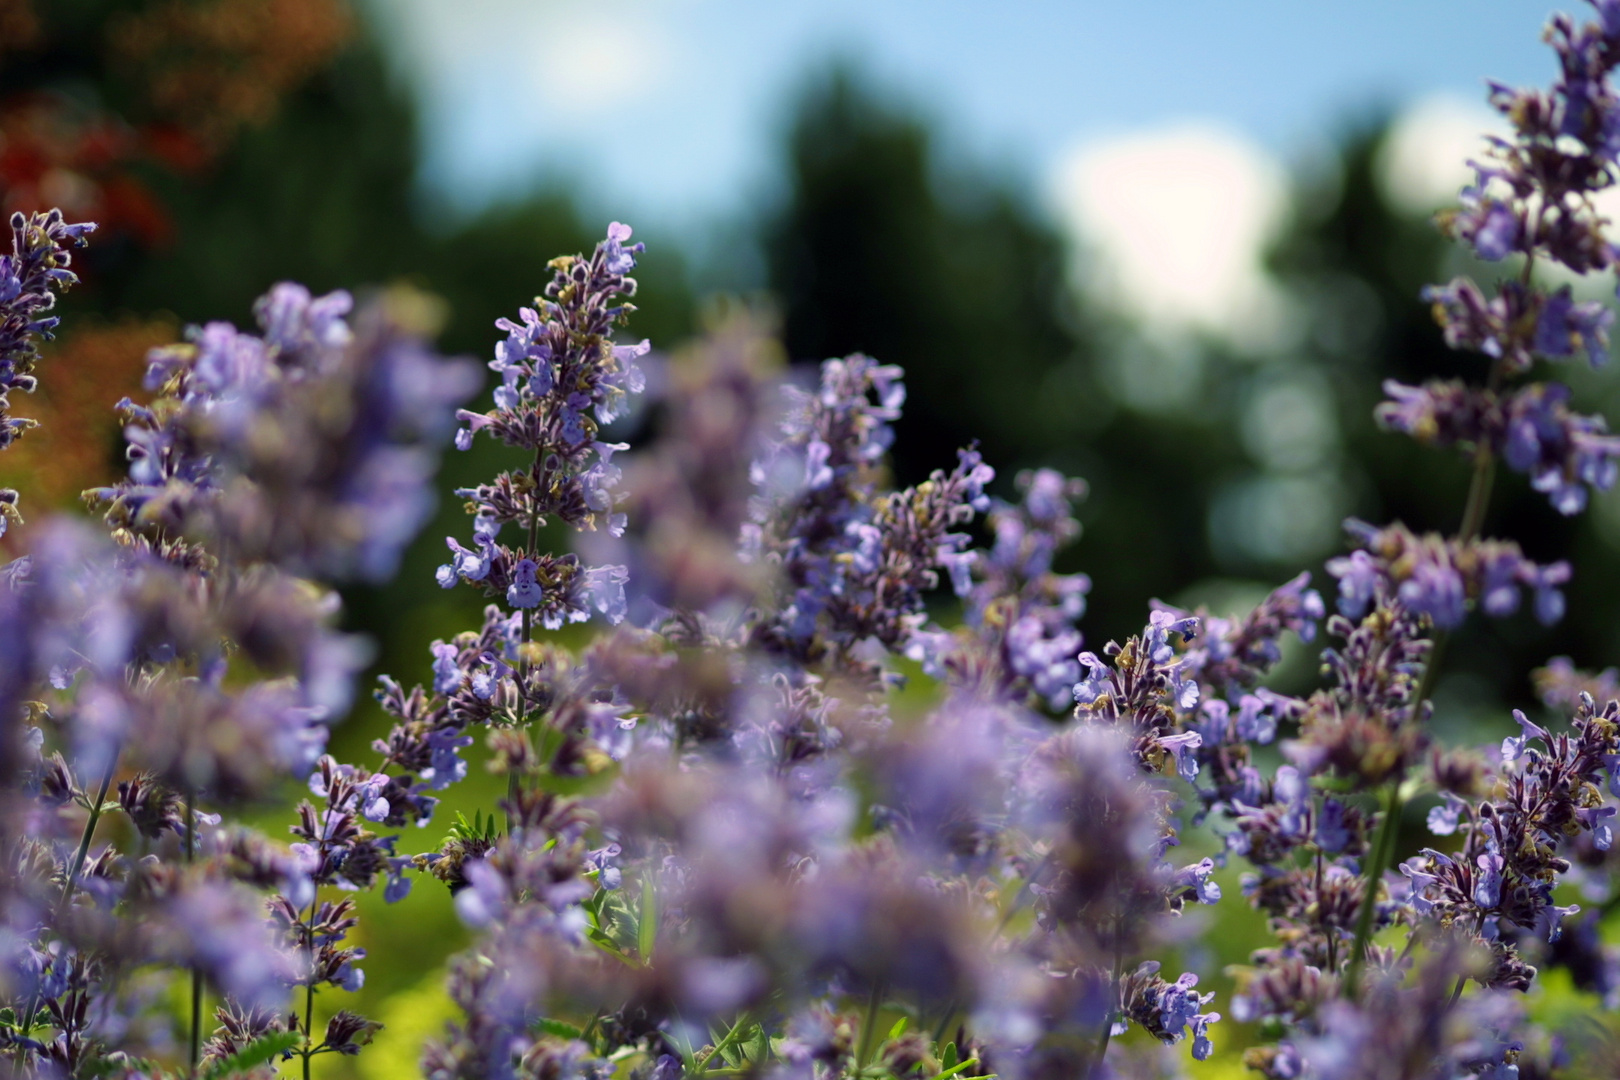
top-left (3, 266), bottom-right (475, 1076)
top-left (89, 283), bottom-right (480, 582)
top-left (923, 467), bottom-right (1092, 710)
top-left (1327, 520), bottom-right (1570, 628)
top-left (10, 5), bottom-right (1620, 1077)
top-left (744, 353), bottom-right (995, 682)
top-left (0, 209), bottom-right (95, 534)
top-left (441, 223), bottom-right (647, 627)
top-left (1379, 377), bottom-right (1620, 514)
top-left (1401, 697), bottom-right (1620, 985)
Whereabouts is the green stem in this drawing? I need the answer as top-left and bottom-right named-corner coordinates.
top-left (60, 757), bottom-right (118, 915)
top-left (1344, 779), bottom-right (1401, 998)
top-left (510, 446), bottom-right (545, 836)
top-left (705, 1010), bottom-right (757, 1072)
top-left (190, 969), bottom-right (204, 1073)
top-left (186, 789), bottom-right (201, 1077)
top-left (20, 750), bottom-right (119, 1035)
top-left (1090, 914), bottom-right (1126, 1078)
top-left (929, 1000), bottom-right (957, 1050)
top-left (1342, 441), bottom-right (1496, 999)
top-left (1456, 451), bottom-right (1496, 545)
top-left (855, 984), bottom-right (885, 1072)
top-left (302, 896), bottom-right (318, 1080)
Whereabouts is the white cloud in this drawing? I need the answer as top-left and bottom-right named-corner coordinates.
top-left (1375, 94), bottom-right (1502, 216)
top-left (374, 0), bottom-right (675, 127)
top-left (1050, 124), bottom-right (1292, 353)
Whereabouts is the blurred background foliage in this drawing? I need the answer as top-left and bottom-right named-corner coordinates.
top-left (3, 0), bottom-right (1620, 1074)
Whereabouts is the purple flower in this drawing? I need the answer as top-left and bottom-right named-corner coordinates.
top-left (438, 529), bottom-right (496, 588)
top-left (1233, 694), bottom-right (1276, 744)
top-left (1401, 858), bottom-right (1440, 916)
top-left (1173, 857), bottom-right (1222, 904)
top-left (430, 640), bottom-right (461, 694)
top-left (424, 730), bottom-right (473, 790)
top-left (937, 547), bottom-right (976, 597)
top-left (603, 221), bottom-right (644, 275)
top-left (1527, 560), bottom-right (1570, 624)
top-left (1502, 708), bottom-right (1549, 762)
top-left (507, 558), bottom-right (543, 609)
top-left (384, 870), bottom-right (413, 904)
top-left (1426, 792), bottom-right (1467, 836)
top-left (334, 959), bottom-right (366, 992)
top-left (1396, 559), bottom-right (1466, 628)
top-left (1145, 610), bottom-right (1199, 663)
top-left (1159, 731), bottom-right (1203, 782)
top-left (1073, 651), bottom-right (1109, 706)
top-left (1540, 901), bottom-right (1582, 943)
top-left (1325, 550), bottom-right (1380, 618)
top-left (453, 859), bottom-right (507, 928)
top-left (1578, 805), bottom-right (1617, 851)
top-left (1474, 204), bottom-right (1520, 261)
top-left (1537, 287), bottom-right (1613, 368)
top-left (584, 564), bottom-right (630, 624)
top-left (1474, 847), bottom-right (1504, 908)
top-left (1190, 1012), bottom-right (1220, 1061)
top-left (1317, 798), bottom-right (1351, 853)
top-left (0, 210), bottom-right (96, 527)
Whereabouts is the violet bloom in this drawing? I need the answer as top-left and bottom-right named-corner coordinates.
top-left (1325, 550), bottom-right (1380, 618)
top-left (1536, 287), bottom-right (1613, 368)
top-left (0, 209), bottom-right (96, 532)
top-left (1172, 858), bottom-right (1222, 904)
top-left (1159, 732), bottom-right (1203, 782)
top-left (91, 283), bottom-right (480, 583)
top-left (507, 558), bottom-right (543, 609)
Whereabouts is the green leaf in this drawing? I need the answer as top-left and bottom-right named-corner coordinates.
top-left (201, 1029), bottom-right (302, 1079)
top-left (718, 1027), bottom-right (753, 1068)
top-left (927, 1057), bottom-right (980, 1080)
top-left (940, 1042), bottom-right (958, 1072)
top-left (745, 1025), bottom-right (770, 1065)
top-left (584, 928), bottom-right (638, 967)
top-left (80, 1054), bottom-right (163, 1079)
top-left (535, 1017), bottom-right (584, 1040)
top-left (889, 1017), bottom-right (908, 1040)
top-left (638, 877), bottom-right (658, 963)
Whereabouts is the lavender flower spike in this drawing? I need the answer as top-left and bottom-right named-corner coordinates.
top-left (0, 209), bottom-right (96, 533)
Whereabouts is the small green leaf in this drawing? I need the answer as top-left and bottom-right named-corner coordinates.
top-left (638, 877), bottom-right (658, 963)
top-left (584, 928), bottom-right (638, 967)
top-left (201, 1029), bottom-right (302, 1080)
top-left (535, 1017), bottom-right (584, 1040)
top-left (928, 1057), bottom-right (980, 1080)
top-left (746, 1025), bottom-right (770, 1064)
top-left (940, 1042), bottom-right (958, 1071)
top-left (889, 1017), bottom-right (908, 1040)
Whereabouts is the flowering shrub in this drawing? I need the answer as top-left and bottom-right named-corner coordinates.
top-left (8, 6), bottom-right (1620, 1080)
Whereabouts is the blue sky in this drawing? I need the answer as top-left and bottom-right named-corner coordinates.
top-left (371, 0), bottom-right (1557, 232)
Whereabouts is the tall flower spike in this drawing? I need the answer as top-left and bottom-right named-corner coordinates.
top-left (950, 468), bottom-right (1092, 710)
top-left (1378, 379), bottom-right (1620, 515)
top-left (1326, 520), bottom-right (1570, 628)
top-left (597, 310), bottom-right (783, 621)
top-left (0, 209), bottom-right (96, 534)
top-left (746, 354), bottom-right (994, 682)
top-left (441, 224), bottom-right (646, 627)
top-left (88, 284), bottom-right (481, 582)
